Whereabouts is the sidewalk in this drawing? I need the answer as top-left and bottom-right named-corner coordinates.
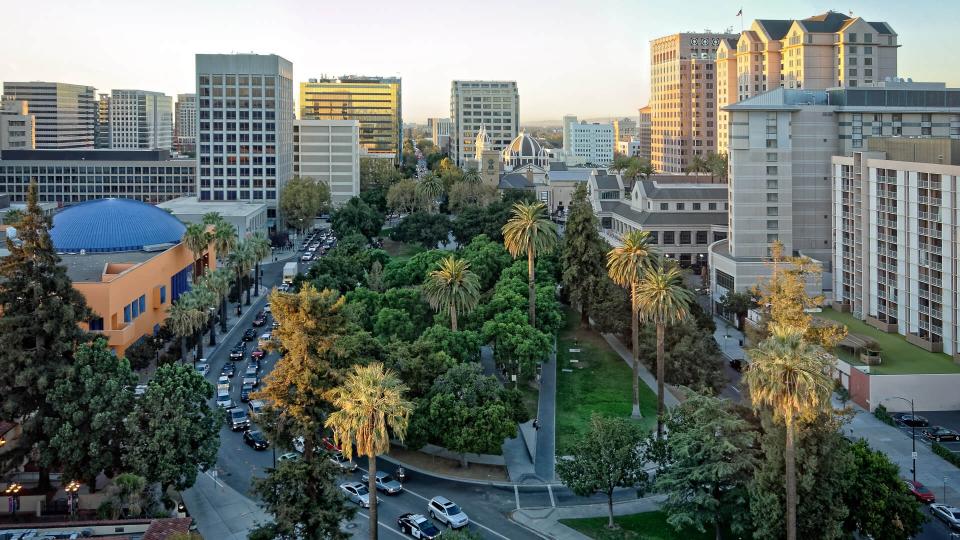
top-left (181, 471), bottom-right (270, 540)
top-left (535, 339), bottom-right (558, 482)
top-left (714, 317), bottom-right (746, 361)
top-left (511, 495), bottom-right (665, 540)
top-left (601, 333), bottom-right (680, 408)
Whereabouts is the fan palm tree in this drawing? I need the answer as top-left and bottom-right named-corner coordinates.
top-left (198, 268), bottom-right (231, 346)
top-left (182, 223), bottom-right (212, 280)
top-left (423, 256), bottom-right (481, 331)
top-left (212, 221), bottom-right (237, 267)
top-left (166, 297), bottom-right (207, 364)
top-left (684, 155), bottom-right (709, 175)
top-left (743, 325), bottom-right (833, 540)
top-left (502, 202), bottom-right (559, 327)
top-left (248, 232), bottom-right (271, 297)
top-left (229, 240), bottom-right (255, 312)
top-left (326, 363), bottom-right (413, 540)
top-left (416, 173), bottom-right (444, 212)
top-left (606, 230), bottom-right (655, 418)
top-left (633, 260), bottom-right (693, 438)
top-left (462, 167), bottom-right (482, 185)
top-left (181, 286), bottom-right (216, 359)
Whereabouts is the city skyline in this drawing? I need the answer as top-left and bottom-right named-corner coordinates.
top-left (3, 0), bottom-right (958, 123)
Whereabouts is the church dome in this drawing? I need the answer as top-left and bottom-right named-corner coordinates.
top-left (51, 198), bottom-right (186, 253)
top-left (503, 131), bottom-right (548, 168)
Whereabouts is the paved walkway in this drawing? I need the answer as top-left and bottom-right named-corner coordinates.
top-left (714, 317), bottom-right (746, 361)
top-left (182, 470), bottom-right (270, 540)
top-left (534, 339), bottom-right (558, 482)
top-left (511, 495), bottom-right (665, 540)
top-left (601, 333), bottom-right (680, 408)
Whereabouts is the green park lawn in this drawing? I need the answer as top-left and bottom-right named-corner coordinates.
top-left (380, 238), bottom-right (423, 261)
top-left (815, 308), bottom-right (960, 374)
top-left (560, 511), bottom-right (715, 540)
top-left (555, 308), bottom-right (656, 455)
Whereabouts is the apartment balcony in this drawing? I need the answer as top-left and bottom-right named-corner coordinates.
top-left (918, 210), bottom-right (942, 222)
top-left (878, 218), bottom-right (898, 228)
top-left (920, 259), bottom-right (943, 271)
top-left (877, 261), bottom-right (897, 272)
top-left (907, 331), bottom-right (944, 353)
top-left (919, 227), bottom-right (943, 239)
top-left (918, 304), bottom-right (944, 319)
top-left (918, 196), bottom-right (941, 205)
top-left (918, 179), bottom-right (942, 190)
top-left (877, 203), bottom-right (897, 213)
top-left (923, 275), bottom-right (944, 288)
top-left (920, 244), bottom-right (943, 255)
top-left (877, 233), bottom-right (897, 244)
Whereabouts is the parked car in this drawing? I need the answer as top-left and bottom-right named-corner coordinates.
top-left (923, 426), bottom-right (960, 442)
top-left (300, 254), bottom-right (313, 262)
top-left (221, 362), bottom-right (237, 378)
top-left (229, 344), bottom-right (246, 361)
top-left (258, 333), bottom-right (272, 348)
top-left (228, 407), bottom-right (250, 431)
top-left (243, 430), bottom-right (270, 450)
top-left (252, 316), bottom-right (267, 327)
top-left (278, 452), bottom-right (300, 462)
top-left (428, 496), bottom-right (469, 528)
top-left (397, 513), bottom-right (442, 539)
top-left (195, 362), bottom-right (210, 377)
top-left (242, 329), bottom-right (257, 341)
top-left (251, 348), bottom-right (266, 361)
top-left (134, 384), bottom-right (148, 398)
top-left (893, 413), bottom-right (930, 428)
top-left (360, 471), bottom-right (403, 494)
top-left (340, 482), bottom-right (373, 508)
top-left (248, 399), bottom-right (266, 417)
top-left (905, 479), bottom-right (936, 503)
top-left (320, 437), bottom-right (340, 453)
top-left (930, 503), bottom-right (960, 530)
top-left (728, 358), bottom-right (743, 372)
top-left (240, 382), bottom-right (254, 402)
top-left (329, 451), bottom-right (358, 472)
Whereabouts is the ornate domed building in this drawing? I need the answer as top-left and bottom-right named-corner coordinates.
top-left (502, 131), bottom-right (548, 169)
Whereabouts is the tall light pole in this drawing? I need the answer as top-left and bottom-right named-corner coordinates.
top-left (885, 396), bottom-right (917, 484)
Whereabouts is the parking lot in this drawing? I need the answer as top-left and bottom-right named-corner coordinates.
top-left (893, 410), bottom-right (960, 455)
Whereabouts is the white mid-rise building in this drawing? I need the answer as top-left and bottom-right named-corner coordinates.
top-left (563, 116), bottom-right (615, 166)
top-left (0, 98), bottom-right (35, 150)
top-left (195, 53), bottom-right (294, 229)
top-left (450, 81), bottom-right (519, 168)
top-left (294, 119), bottom-right (360, 206)
top-left (2, 81), bottom-right (96, 149)
top-left (109, 89), bottom-right (173, 150)
top-left (175, 93), bottom-right (197, 154)
top-left (428, 117), bottom-right (451, 152)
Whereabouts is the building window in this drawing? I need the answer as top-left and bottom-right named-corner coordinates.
top-left (708, 202), bottom-right (717, 210)
top-left (663, 231), bottom-right (675, 244)
top-left (139, 295), bottom-right (146, 314)
top-left (766, 152), bottom-right (777, 162)
top-left (767, 207), bottom-right (779, 216)
top-left (660, 203), bottom-right (668, 211)
top-left (693, 203), bottom-right (701, 210)
top-left (715, 270), bottom-right (735, 291)
top-left (124, 305), bottom-right (131, 324)
top-left (89, 317), bottom-right (104, 331)
top-left (159, 286), bottom-right (167, 304)
top-left (767, 220), bottom-right (779, 230)
top-left (766, 166), bottom-right (778, 175)
top-left (767, 193), bottom-right (778, 202)
top-left (767, 234), bottom-right (779, 243)
top-left (766, 139), bottom-right (778, 148)
top-left (676, 203), bottom-right (685, 211)
top-left (649, 231), bottom-right (659, 244)
top-left (680, 231), bottom-right (691, 244)
top-left (696, 230), bottom-right (708, 244)
top-left (767, 179), bottom-right (778, 189)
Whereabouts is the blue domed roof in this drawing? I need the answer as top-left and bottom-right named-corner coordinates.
top-left (51, 198), bottom-right (186, 253)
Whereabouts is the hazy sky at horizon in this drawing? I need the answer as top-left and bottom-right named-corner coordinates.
top-left (2, 0), bottom-right (957, 123)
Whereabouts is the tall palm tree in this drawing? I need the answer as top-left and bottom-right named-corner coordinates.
top-left (743, 325), bottom-right (833, 540)
top-left (248, 232), bottom-right (271, 297)
top-left (684, 155), bottom-right (709, 175)
top-left (229, 240), bottom-right (255, 312)
top-left (416, 172), bottom-right (444, 212)
top-left (606, 230), bottom-right (655, 418)
top-left (462, 168), bottom-right (482, 185)
top-left (181, 287), bottom-right (216, 359)
top-left (633, 260), bottom-right (693, 439)
top-left (212, 221), bottom-right (237, 267)
top-left (183, 223), bottom-right (212, 280)
top-left (423, 256), bottom-right (481, 331)
top-left (166, 297), bottom-right (207, 364)
top-left (326, 363), bottom-right (413, 540)
top-left (199, 268), bottom-right (231, 346)
top-left (501, 202), bottom-right (559, 327)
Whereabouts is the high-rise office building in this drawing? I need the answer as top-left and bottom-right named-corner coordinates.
top-left (293, 119), bottom-right (360, 206)
top-left (563, 116), bottom-right (615, 166)
top-left (299, 76), bottom-right (401, 159)
top-left (195, 53), bottom-right (294, 227)
top-left (2, 81), bottom-right (96, 149)
top-left (636, 105), bottom-right (652, 161)
top-left (428, 117), bottom-right (451, 152)
top-left (709, 82), bottom-right (960, 312)
top-left (649, 32), bottom-right (737, 173)
top-left (109, 89), bottom-right (173, 150)
top-left (175, 93), bottom-right (197, 155)
top-left (613, 117), bottom-right (637, 143)
top-left (715, 11), bottom-right (898, 155)
top-left (450, 81), bottom-right (519, 168)
top-left (95, 93), bottom-right (110, 149)
top-left (0, 97), bottom-right (35, 150)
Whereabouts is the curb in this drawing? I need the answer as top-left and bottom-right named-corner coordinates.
top-left (378, 453), bottom-right (563, 489)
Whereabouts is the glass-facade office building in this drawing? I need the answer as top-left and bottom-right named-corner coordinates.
top-left (299, 77), bottom-right (401, 159)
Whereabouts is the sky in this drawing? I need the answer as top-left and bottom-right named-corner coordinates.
top-left (2, 0), bottom-right (958, 123)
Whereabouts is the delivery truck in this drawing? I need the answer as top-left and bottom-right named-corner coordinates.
top-left (283, 262), bottom-right (297, 284)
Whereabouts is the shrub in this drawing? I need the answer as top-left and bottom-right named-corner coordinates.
top-left (933, 442), bottom-right (960, 468)
top-left (873, 404), bottom-right (895, 426)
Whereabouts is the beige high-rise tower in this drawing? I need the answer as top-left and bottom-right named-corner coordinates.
top-left (649, 32), bottom-right (738, 174)
top-left (716, 11), bottom-right (898, 155)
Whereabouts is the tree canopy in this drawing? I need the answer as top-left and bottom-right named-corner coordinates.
top-left (331, 197), bottom-right (385, 240)
top-left (280, 176), bottom-right (330, 232)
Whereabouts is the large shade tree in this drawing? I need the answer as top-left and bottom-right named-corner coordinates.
top-left (326, 363), bottom-right (413, 540)
top-left (561, 183), bottom-right (607, 327)
top-left (501, 202), bottom-right (558, 327)
top-left (605, 230), bottom-right (655, 418)
top-left (422, 256), bottom-right (481, 332)
top-left (633, 260), bottom-right (693, 438)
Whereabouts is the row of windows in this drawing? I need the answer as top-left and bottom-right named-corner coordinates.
top-left (0, 166), bottom-right (193, 174)
top-left (123, 295), bottom-right (148, 324)
top-left (651, 201), bottom-right (725, 211)
top-left (199, 75), bottom-right (276, 86)
top-left (199, 190), bottom-right (277, 201)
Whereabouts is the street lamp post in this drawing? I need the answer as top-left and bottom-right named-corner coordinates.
top-left (5, 482), bottom-right (21, 519)
top-left (885, 396), bottom-right (917, 484)
top-left (65, 480), bottom-right (80, 519)
top-left (208, 307), bottom-right (217, 347)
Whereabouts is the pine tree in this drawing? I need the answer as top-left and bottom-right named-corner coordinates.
top-left (0, 182), bottom-right (93, 487)
top-left (561, 183), bottom-right (607, 328)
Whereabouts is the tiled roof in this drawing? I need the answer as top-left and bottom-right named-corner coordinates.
top-left (143, 517), bottom-right (193, 540)
top-left (638, 180), bottom-right (728, 200)
top-left (755, 19), bottom-right (793, 40)
top-left (499, 173), bottom-right (533, 190)
top-left (594, 175), bottom-right (621, 190)
top-left (608, 202), bottom-right (727, 228)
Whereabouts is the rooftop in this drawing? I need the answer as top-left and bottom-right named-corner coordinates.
top-left (0, 149), bottom-right (190, 162)
top-left (61, 249), bottom-right (162, 283)
top-left (51, 198), bottom-right (186, 254)
top-left (607, 202), bottom-right (727, 227)
top-left (638, 180), bottom-right (728, 200)
top-left (157, 196), bottom-right (267, 218)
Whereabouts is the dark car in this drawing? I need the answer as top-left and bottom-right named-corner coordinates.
top-left (893, 413), bottom-right (930, 428)
top-left (229, 344), bottom-right (246, 361)
top-left (397, 513), bottom-right (441, 539)
top-left (243, 430), bottom-right (269, 450)
top-left (729, 358), bottom-right (743, 372)
top-left (905, 479), bottom-right (936, 503)
top-left (252, 316), bottom-right (267, 327)
top-left (923, 426), bottom-right (960, 442)
top-left (240, 383), bottom-right (254, 402)
top-left (221, 362), bottom-right (237, 378)
top-left (242, 329), bottom-right (257, 341)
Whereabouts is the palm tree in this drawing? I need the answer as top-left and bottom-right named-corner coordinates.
top-left (183, 223), bottom-right (211, 280)
top-left (228, 240), bottom-right (255, 312)
top-left (212, 221), bottom-right (237, 266)
top-left (502, 202), bottom-right (559, 327)
top-left (462, 167), bottom-right (482, 185)
top-left (633, 260), bottom-right (693, 439)
top-left (684, 155), bottom-right (709, 175)
top-left (743, 325), bottom-right (833, 540)
top-left (606, 230), bottom-right (655, 418)
top-left (166, 297), bottom-right (207, 364)
top-left (423, 256), bottom-right (481, 331)
top-left (2, 208), bottom-right (24, 225)
top-left (198, 268), bottom-right (231, 346)
top-left (416, 173), bottom-right (444, 212)
top-left (326, 363), bottom-right (413, 540)
top-left (181, 287), bottom-right (216, 359)
top-left (248, 232), bottom-right (271, 297)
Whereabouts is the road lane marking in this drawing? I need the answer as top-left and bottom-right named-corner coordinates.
top-left (548, 484), bottom-right (555, 507)
top-left (729, 385), bottom-right (741, 394)
top-left (357, 511), bottom-right (405, 537)
top-left (514, 485), bottom-right (520, 510)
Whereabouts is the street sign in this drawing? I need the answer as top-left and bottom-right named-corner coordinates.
top-left (912, 451), bottom-right (917, 460)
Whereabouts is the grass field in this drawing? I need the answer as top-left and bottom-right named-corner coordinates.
top-left (381, 238), bottom-right (423, 261)
top-left (815, 308), bottom-right (960, 374)
top-left (560, 511), bottom-right (715, 540)
top-left (555, 308), bottom-right (656, 455)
